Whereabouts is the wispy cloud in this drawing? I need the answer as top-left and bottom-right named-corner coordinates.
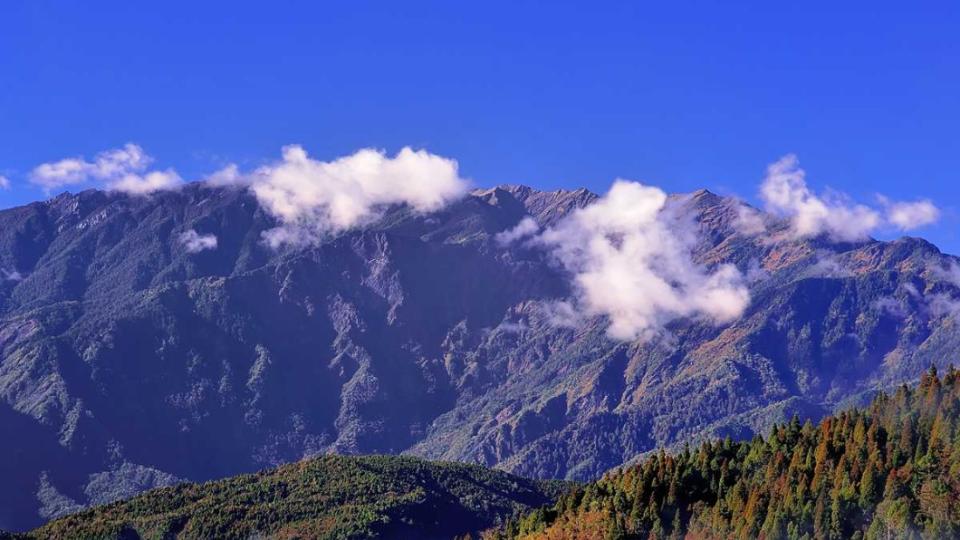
top-left (538, 300), bottom-right (582, 329)
top-left (880, 197), bottom-right (940, 230)
top-left (495, 216), bottom-right (540, 245)
top-left (806, 251), bottom-right (854, 279)
top-left (204, 164), bottom-right (243, 187)
top-left (222, 146), bottom-right (470, 247)
top-left (760, 154), bottom-right (881, 241)
top-left (30, 143), bottom-right (182, 195)
top-left (537, 180), bottom-right (750, 341)
top-left (1, 268), bottom-right (23, 281)
top-left (760, 154), bottom-right (940, 241)
top-left (733, 204), bottom-right (767, 236)
top-left (0, 175), bottom-right (10, 190)
top-left (179, 230), bottom-right (218, 253)
top-left (27, 144), bottom-right (466, 245)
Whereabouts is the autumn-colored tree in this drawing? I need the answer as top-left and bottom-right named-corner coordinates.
top-left (498, 366), bottom-right (960, 540)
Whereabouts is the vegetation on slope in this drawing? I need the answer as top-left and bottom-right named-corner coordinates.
top-left (494, 366), bottom-right (960, 539)
top-left (11, 368), bottom-right (960, 540)
top-left (22, 455), bottom-right (567, 540)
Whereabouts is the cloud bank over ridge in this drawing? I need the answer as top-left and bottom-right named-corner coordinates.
top-left (537, 180), bottom-right (750, 341)
top-left (23, 143), bottom-right (947, 343)
top-left (759, 154), bottom-right (940, 241)
top-left (28, 144), bottom-right (472, 247)
top-left (30, 144), bottom-right (183, 195)
top-left (243, 146), bottom-right (471, 247)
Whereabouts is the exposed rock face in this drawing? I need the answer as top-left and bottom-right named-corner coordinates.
top-left (1, 183), bottom-right (959, 530)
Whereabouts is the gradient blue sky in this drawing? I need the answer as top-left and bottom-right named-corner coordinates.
top-left (2, 1), bottom-right (958, 250)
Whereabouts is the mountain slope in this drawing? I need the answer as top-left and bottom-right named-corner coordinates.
top-left (495, 366), bottom-right (960, 539)
top-left (18, 455), bottom-right (567, 540)
top-left (14, 368), bottom-right (960, 540)
top-left (3, 183), bottom-right (960, 530)
top-left (413, 190), bottom-right (960, 481)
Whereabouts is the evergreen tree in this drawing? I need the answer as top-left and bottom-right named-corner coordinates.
top-left (498, 367), bottom-right (960, 540)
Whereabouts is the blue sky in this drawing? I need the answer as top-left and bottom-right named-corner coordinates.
top-left (2, 1), bottom-right (958, 250)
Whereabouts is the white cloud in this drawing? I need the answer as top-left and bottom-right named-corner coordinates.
top-left (537, 180), bottom-right (750, 341)
top-left (32, 158), bottom-right (100, 189)
top-left (0, 175), bottom-right (10, 190)
top-left (745, 259), bottom-right (770, 283)
top-left (927, 294), bottom-right (960, 318)
top-left (495, 320), bottom-right (528, 334)
top-left (233, 146), bottom-right (469, 247)
top-left (760, 155), bottom-right (880, 241)
top-left (933, 260), bottom-right (960, 286)
top-left (759, 154), bottom-right (940, 241)
top-left (897, 261), bottom-right (960, 319)
top-left (110, 170), bottom-right (183, 195)
top-left (495, 217), bottom-right (540, 245)
top-left (874, 296), bottom-right (907, 318)
top-left (538, 300), bottom-right (582, 329)
top-left (734, 204), bottom-right (767, 236)
top-left (179, 230), bottom-right (218, 253)
top-left (806, 252), bottom-right (854, 278)
top-left (30, 144), bottom-right (183, 195)
top-left (204, 164), bottom-right (244, 187)
top-left (1, 268), bottom-right (23, 281)
top-left (882, 198), bottom-right (940, 230)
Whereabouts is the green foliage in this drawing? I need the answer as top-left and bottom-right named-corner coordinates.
top-left (494, 366), bottom-right (960, 540)
top-left (25, 455), bottom-right (568, 540)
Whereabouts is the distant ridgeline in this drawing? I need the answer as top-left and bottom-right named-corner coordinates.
top-left (493, 366), bottom-right (960, 540)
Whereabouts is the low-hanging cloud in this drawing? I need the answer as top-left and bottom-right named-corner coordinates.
top-left (538, 300), bottom-right (582, 329)
top-left (734, 204), bottom-right (767, 236)
top-left (30, 143), bottom-right (183, 195)
top-left (760, 154), bottom-right (940, 241)
top-left (233, 146), bottom-right (470, 247)
top-left (179, 230), bottom-right (218, 253)
top-left (204, 164), bottom-right (243, 187)
top-left (496, 217), bottom-right (540, 245)
top-left (806, 252), bottom-right (854, 279)
top-left (538, 180), bottom-right (750, 341)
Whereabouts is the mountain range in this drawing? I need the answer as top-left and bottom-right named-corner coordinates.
top-left (17, 368), bottom-right (958, 539)
top-left (2, 182), bottom-right (960, 531)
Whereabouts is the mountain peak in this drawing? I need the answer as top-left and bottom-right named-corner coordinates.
top-left (493, 184), bottom-right (597, 226)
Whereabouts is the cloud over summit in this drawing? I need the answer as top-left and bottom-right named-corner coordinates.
top-left (538, 180), bottom-right (750, 341)
top-left (17, 143), bottom-right (950, 344)
top-left (25, 144), bottom-right (470, 247)
top-left (241, 146), bottom-right (470, 246)
top-left (30, 144), bottom-right (182, 195)
top-left (760, 154), bottom-right (941, 241)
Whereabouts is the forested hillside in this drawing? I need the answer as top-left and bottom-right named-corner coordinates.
top-left (12, 455), bottom-right (566, 540)
top-left (496, 366), bottom-right (960, 540)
